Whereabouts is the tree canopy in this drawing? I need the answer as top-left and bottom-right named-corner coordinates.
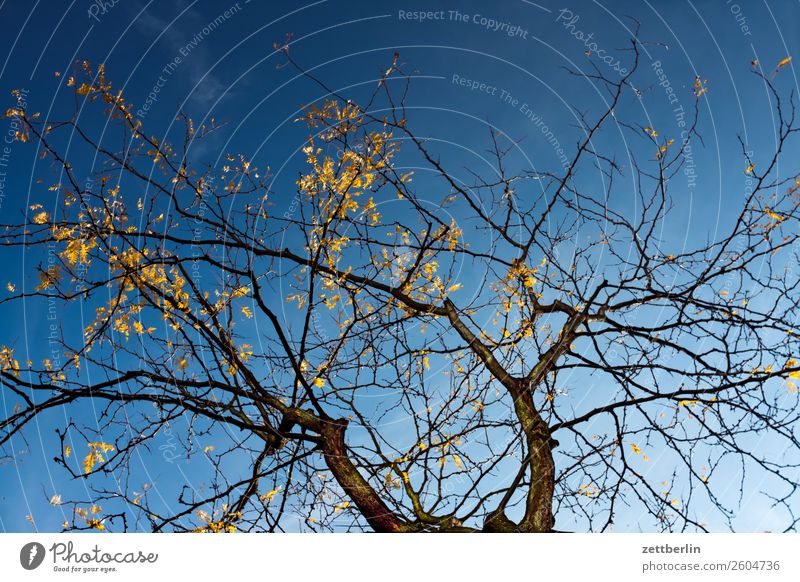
top-left (2, 43), bottom-right (800, 533)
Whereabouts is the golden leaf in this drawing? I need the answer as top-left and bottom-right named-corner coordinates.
top-left (32, 211), bottom-right (50, 224)
top-left (259, 487), bottom-right (282, 503)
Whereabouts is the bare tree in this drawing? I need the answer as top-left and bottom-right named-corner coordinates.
top-left (2, 41), bottom-right (800, 533)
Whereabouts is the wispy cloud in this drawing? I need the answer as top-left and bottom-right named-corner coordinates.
top-left (132, 1), bottom-right (233, 109)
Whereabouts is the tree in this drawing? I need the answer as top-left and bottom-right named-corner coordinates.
top-left (2, 41), bottom-right (800, 533)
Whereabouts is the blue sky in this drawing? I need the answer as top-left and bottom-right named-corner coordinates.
top-left (1, 0), bottom-right (799, 532)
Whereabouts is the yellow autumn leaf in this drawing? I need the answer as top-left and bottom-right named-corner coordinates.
top-left (32, 211), bottom-right (50, 224)
top-left (82, 442), bottom-right (115, 474)
top-left (241, 306), bottom-right (253, 318)
top-left (693, 76), bottom-right (708, 97)
top-left (177, 355), bottom-right (189, 372)
top-left (37, 266), bottom-right (61, 291)
top-left (259, 487), bottom-right (282, 503)
top-left (82, 450), bottom-right (99, 473)
top-left (777, 56), bottom-right (792, 69)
